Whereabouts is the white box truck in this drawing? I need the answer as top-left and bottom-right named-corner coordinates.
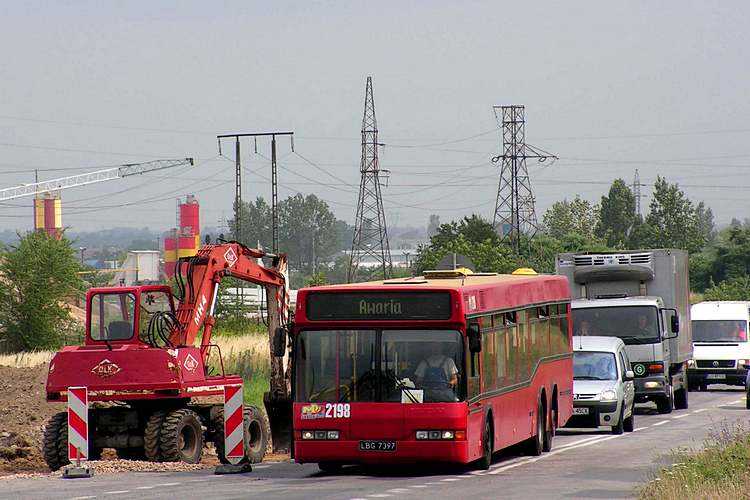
top-left (689, 301), bottom-right (750, 391)
top-left (556, 249), bottom-right (692, 413)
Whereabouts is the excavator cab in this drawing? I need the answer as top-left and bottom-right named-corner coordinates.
top-left (85, 285), bottom-right (176, 347)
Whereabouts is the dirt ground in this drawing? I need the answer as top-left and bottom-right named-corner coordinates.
top-left (0, 364), bottom-right (289, 477)
top-left (0, 365), bottom-right (58, 474)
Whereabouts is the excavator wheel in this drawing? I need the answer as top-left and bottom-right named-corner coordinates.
top-left (159, 408), bottom-right (204, 463)
top-left (214, 405), bottom-right (268, 464)
top-left (144, 410), bottom-right (167, 462)
top-left (42, 412), bottom-right (69, 471)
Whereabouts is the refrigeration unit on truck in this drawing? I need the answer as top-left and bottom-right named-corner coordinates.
top-left (688, 301), bottom-right (750, 391)
top-left (556, 249), bottom-right (692, 414)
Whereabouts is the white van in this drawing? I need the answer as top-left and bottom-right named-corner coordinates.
top-left (688, 301), bottom-right (750, 390)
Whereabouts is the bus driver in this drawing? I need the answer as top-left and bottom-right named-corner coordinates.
top-left (415, 342), bottom-right (459, 391)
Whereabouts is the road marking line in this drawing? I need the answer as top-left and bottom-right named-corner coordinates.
top-left (487, 434), bottom-right (623, 475)
top-left (632, 428), bottom-right (644, 432)
top-left (154, 483), bottom-right (181, 487)
top-left (410, 485), bottom-right (429, 488)
top-left (692, 408), bottom-right (708, 413)
top-left (387, 488), bottom-right (411, 493)
top-left (103, 492), bottom-right (130, 495)
top-left (652, 420), bottom-right (669, 427)
top-left (440, 478), bottom-right (462, 482)
top-left (70, 497), bottom-right (96, 500)
top-left (555, 435), bottom-right (604, 449)
top-left (672, 414), bottom-right (690, 419)
top-left (367, 495), bottom-right (392, 498)
top-left (135, 486), bottom-right (155, 490)
top-left (729, 399), bottom-right (742, 404)
top-left (188, 479), bottom-right (209, 483)
top-left (487, 455), bottom-right (529, 470)
top-left (254, 465), bottom-right (271, 469)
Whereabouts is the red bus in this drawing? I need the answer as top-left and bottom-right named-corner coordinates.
top-left (291, 269), bottom-right (573, 471)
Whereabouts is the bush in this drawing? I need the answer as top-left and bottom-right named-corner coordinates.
top-left (703, 276), bottom-right (750, 301)
top-left (0, 232), bottom-right (83, 352)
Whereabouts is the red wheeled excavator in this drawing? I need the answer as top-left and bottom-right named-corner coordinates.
top-left (43, 242), bottom-right (292, 470)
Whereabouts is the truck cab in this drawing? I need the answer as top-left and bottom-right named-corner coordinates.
top-left (571, 296), bottom-right (681, 413)
top-left (557, 249), bottom-right (692, 415)
top-left (688, 301), bottom-right (750, 390)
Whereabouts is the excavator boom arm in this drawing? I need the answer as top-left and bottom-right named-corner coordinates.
top-left (170, 243), bottom-right (287, 348)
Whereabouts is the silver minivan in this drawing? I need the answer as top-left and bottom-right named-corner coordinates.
top-left (566, 336), bottom-right (636, 434)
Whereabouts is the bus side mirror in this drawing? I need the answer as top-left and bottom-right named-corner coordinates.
top-left (468, 324), bottom-right (481, 353)
top-left (272, 327), bottom-right (287, 357)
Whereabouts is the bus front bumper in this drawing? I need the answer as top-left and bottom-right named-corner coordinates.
top-left (293, 439), bottom-right (469, 464)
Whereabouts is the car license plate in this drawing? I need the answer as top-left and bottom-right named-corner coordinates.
top-left (573, 407), bottom-right (589, 415)
top-left (359, 440), bottom-right (396, 452)
top-left (706, 373), bottom-right (726, 380)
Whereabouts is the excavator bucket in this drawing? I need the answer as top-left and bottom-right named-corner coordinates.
top-left (264, 392), bottom-right (292, 453)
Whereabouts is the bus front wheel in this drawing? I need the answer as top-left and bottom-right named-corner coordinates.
top-left (476, 417), bottom-right (493, 470)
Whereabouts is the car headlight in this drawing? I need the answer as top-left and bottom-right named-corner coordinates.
top-left (600, 389), bottom-right (618, 402)
top-left (687, 359), bottom-right (695, 368)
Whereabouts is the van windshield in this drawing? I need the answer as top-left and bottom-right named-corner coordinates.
top-left (692, 320), bottom-right (747, 342)
top-left (573, 351), bottom-right (618, 381)
top-left (572, 306), bottom-right (660, 345)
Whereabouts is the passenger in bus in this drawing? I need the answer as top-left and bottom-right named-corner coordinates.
top-left (732, 321), bottom-right (747, 341)
top-left (415, 342), bottom-right (459, 391)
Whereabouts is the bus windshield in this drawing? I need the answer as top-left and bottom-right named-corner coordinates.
top-left (692, 320), bottom-right (748, 342)
top-left (295, 329), bottom-right (464, 403)
top-left (572, 306), bottom-right (660, 345)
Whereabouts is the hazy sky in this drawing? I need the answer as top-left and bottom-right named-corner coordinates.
top-left (1, 1), bottom-right (749, 235)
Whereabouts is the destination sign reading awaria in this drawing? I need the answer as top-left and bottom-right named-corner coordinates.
top-left (306, 291), bottom-right (452, 321)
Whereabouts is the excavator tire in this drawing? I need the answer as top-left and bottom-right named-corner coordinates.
top-left (214, 405), bottom-right (268, 464)
top-left (42, 412), bottom-right (69, 471)
top-left (159, 408), bottom-right (204, 463)
top-left (144, 410), bottom-right (167, 462)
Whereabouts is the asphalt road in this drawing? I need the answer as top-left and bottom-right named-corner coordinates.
top-left (2, 387), bottom-right (748, 500)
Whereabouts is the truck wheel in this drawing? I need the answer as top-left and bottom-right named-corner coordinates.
top-left (160, 408), bottom-right (204, 463)
top-left (42, 412), bottom-right (69, 471)
top-left (674, 386), bottom-right (689, 410)
top-left (144, 410), bottom-right (167, 462)
top-left (656, 384), bottom-right (673, 414)
top-left (214, 406), bottom-right (269, 464)
top-left (523, 400), bottom-right (544, 456)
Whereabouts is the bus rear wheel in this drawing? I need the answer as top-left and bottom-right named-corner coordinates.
top-left (542, 406), bottom-right (555, 452)
top-left (523, 399), bottom-right (544, 456)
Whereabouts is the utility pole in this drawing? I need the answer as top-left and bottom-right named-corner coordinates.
top-left (348, 76), bottom-right (392, 282)
top-left (217, 132), bottom-right (294, 252)
top-left (633, 168), bottom-right (643, 217)
top-left (492, 105), bottom-right (557, 254)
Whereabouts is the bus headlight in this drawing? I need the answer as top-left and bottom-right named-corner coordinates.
top-left (600, 389), bottom-right (618, 402)
top-left (416, 430), bottom-right (458, 440)
top-left (302, 431), bottom-right (315, 440)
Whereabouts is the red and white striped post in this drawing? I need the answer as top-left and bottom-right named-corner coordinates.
top-left (67, 386), bottom-right (89, 463)
top-left (224, 384), bottom-right (244, 465)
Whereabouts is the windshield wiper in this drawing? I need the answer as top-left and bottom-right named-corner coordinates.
top-left (574, 375), bottom-right (604, 380)
top-left (383, 370), bottom-right (419, 403)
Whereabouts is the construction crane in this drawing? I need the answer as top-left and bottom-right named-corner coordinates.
top-left (0, 158), bottom-right (194, 201)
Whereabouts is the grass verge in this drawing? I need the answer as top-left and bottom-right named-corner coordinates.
top-left (638, 422), bottom-right (750, 499)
